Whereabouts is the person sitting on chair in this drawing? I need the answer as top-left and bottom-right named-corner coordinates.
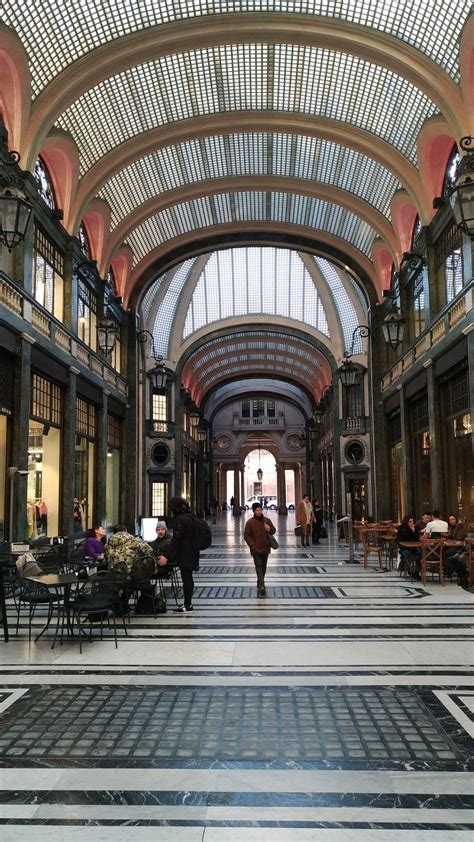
top-left (148, 521), bottom-right (173, 578)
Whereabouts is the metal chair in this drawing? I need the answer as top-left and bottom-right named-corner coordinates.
top-left (129, 556), bottom-right (166, 616)
top-left (65, 572), bottom-right (127, 653)
top-left (420, 539), bottom-right (444, 586)
top-left (15, 576), bottom-right (63, 641)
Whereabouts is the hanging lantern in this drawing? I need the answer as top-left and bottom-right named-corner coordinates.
top-left (96, 316), bottom-right (118, 356)
top-left (0, 186), bottom-right (33, 251)
top-left (382, 306), bottom-right (406, 351)
top-left (338, 358), bottom-right (358, 387)
top-left (448, 137), bottom-right (474, 238)
top-left (150, 358), bottom-right (168, 391)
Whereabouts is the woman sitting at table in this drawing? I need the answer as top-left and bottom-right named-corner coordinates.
top-left (397, 515), bottom-right (421, 578)
top-left (84, 525), bottom-right (106, 565)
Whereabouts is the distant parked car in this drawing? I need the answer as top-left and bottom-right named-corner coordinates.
top-left (245, 495), bottom-right (278, 510)
top-left (287, 502), bottom-right (295, 510)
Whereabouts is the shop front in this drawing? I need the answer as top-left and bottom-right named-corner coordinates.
top-left (28, 372), bottom-right (62, 539)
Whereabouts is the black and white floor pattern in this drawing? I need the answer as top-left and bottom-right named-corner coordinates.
top-left (0, 513), bottom-right (473, 840)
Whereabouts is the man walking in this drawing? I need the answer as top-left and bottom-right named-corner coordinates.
top-left (296, 494), bottom-right (315, 547)
top-left (157, 496), bottom-right (200, 614)
top-left (244, 502), bottom-right (276, 598)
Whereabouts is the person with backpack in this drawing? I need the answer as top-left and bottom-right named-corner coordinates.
top-left (157, 496), bottom-right (211, 613)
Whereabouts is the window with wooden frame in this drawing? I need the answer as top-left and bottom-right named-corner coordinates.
top-left (32, 226), bottom-right (64, 320)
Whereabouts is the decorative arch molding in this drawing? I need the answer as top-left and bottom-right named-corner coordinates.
top-left (131, 227), bottom-right (378, 310)
top-left (109, 244), bottom-right (133, 298)
top-left (22, 15), bottom-right (467, 167)
top-left (69, 113), bottom-right (428, 230)
top-left (417, 117), bottom-right (457, 204)
top-left (390, 190), bottom-right (419, 256)
top-left (371, 239), bottom-right (393, 294)
top-left (459, 13), bottom-right (474, 116)
top-left (102, 176), bottom-right (399, 271)
top-left (39, 129), bottom-right (80, 223)
top-left (82, 198), bottom-right (111, 268)
top-left (175, 323), bottom-right (339, 405)
top-left (205, 384), bottom-right (314, 420)
top-left (0, 24), bottom-right (31, 153)
top-left (177, 314), bottom-right (342, 367)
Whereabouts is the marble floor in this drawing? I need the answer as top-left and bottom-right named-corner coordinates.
top-left (0, 513), bottom-right (473, 840)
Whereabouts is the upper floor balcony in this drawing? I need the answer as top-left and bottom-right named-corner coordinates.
top-left (232, 415), bottom-right (285, 428)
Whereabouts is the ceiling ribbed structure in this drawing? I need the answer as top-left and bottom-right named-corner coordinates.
top-left (1, 1), bottom-right (470, 314)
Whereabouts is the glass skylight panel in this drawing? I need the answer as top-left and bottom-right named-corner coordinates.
top-left (3, 1), bottom-right (466, 103)
top-left (152, 257), bottom-right (196, 354)
top-left (181, 246), bottom-right (331, 339)
top-left (315, 257), bottom-right (362, 353)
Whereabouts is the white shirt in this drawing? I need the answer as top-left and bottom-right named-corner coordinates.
top-left (304, 501), bottom-right (313, 521)
top-left (423, 518), bottom-right (448, 536)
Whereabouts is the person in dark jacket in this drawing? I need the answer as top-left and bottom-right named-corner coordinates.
top-left (397, 515), bottom-right (421, 578)
top-left (157, 497), bottom-right (199, 613)
top-left (148, 521), bottom-right (173, 578)
top-left (312, 498), bottom-right (324, 545)
top-left (244, 502), bottom-right (276, 598)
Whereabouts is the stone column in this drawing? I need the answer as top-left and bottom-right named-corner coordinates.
top-left (467, 327), bottom-right (474, 478)
top-left (240, 465), bottom-right (245, 507)
top-left (276, 464), bottom-right (287, 513)
top-left (123, 313), bottom-right (137, 530)
top-left (10, 334), bottom-right (34, 540)
top-left (174, 387), bottom-right (184, 498)
top-left (61, 366), bottom-right (78, 538)
top-left (233, 463), bottom-right (241, 515)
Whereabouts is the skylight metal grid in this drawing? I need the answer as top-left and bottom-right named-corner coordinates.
top-left (128, 192), bottom-right (377, 265)
top-left (57, 45), bottom-right (437, 176)
top-left (314, 257), bottom-right (362, 354)
top-left (152, 257), bottom-right (197, 356)
top-left (3, 1), bottom-right (466, 99)
top-left (182, 247), bottom-right (330, 340)
top-left (100, 133), bottom-right (400, 227)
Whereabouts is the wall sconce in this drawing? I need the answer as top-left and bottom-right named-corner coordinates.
top-left (97, 315), bottom-right (119, 356)
top-left (448, 136), bottom-right (474, 238)
top-left (137, 329), bottom-right (168, 391)
top-left (0, 150), bottom-right (33, 251)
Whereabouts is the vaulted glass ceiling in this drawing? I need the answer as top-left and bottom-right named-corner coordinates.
top-left (58, 46), bottom-right (436, 176)
top-left (183, 248), bottom-right (330, 339)
top-left (4, 0), bottom-right (466, 97)
top-left (146, 247), bottom-right (363, 358)
top-left (101, 134), bottom-right (400, 229)
top-left (131, 193), bottom-right (377, 268)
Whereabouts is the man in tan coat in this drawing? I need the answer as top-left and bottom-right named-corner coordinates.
top-left (296, 494), bottom-right (315, 547)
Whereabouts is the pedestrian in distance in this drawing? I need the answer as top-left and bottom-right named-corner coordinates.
top-left (296, 494), bottom-right (315, 547)
top-left (244, 502), bottom-right (276, 598)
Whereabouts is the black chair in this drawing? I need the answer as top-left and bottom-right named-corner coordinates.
top-left (15, 576), bottom-right (63, 641)
top-left (63, 572), bottom-right (127, 653)
top-left (34, 547), bottom-right (64, 573)
top-left (129, 556), bottom-right (166, 616)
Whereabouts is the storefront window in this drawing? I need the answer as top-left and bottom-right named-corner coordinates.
top-left (106, 415), bottom-right (121, 526)
top-left (75, 397), bottom-right (97, 531)
top-left (410, 395), bottom-right (431, 513)
top-left (32, 226), bottom-right (64, 321)
top-left (77, 279), bottom-right (97, 352)
top-left (29, 374), bottom-right (62, 539)
top-left (443, 370), bottom-right (473, 516)
top-left (0, 415), bottom-right (7, 541)
top-left (153, 393), bottom-right (168, 432)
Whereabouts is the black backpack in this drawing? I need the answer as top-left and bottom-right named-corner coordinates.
top-left (191, 516), bottom-right (212, 551)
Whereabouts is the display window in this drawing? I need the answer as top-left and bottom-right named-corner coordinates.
top-left (75, 396), bottom-right (97, 531)
top-left (0, 415), bottom-right (7, 541)
top-left (29, 373), bottom-right (62, 539)
top-left (106, 415), bottom-right (121, 527)
top-left (442, 369), bottom-right (473, 517)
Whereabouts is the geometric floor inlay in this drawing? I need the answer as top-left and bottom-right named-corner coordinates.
top-left (193, 586), bottom-right (336, 598)
top-left (0, 685), bottom-right (458, 761)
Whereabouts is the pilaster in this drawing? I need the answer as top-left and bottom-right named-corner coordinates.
top-left (95, 389), bottom-right (108, 525)
top-left (11, 334), bottom-right (34, 540)
top-left (61, 366), bottom-right (78, 537)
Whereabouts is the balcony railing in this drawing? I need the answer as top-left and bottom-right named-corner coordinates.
top-left (233, 416), bottom-right (285, 427)
top-left (0, 271), bottom-right (127, 397)
top-left (381, 283), bottom-right (472, 392)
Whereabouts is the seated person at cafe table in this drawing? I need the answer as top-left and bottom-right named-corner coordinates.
top-left (104, 525), bottom-right (151, 572)
top-left (148, 521), bottom-right (173, 570)
top-left (415, 512), bottom-right (432, 533)
top-left (422, 510), bottom-right (448, 537)
top-left (83, 525), bottom-right (106, 563)
top-left (397, 515), bottom-right (421, 578)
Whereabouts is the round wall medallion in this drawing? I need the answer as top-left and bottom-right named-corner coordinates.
top-left (216, 434), bottom-right (231, 450)
top-left (287, 433), bottom-right (303, 450)
top-left (151, 442), bottom-right (170, 466)
top-left (345, 440), bottom-right (365, 464)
